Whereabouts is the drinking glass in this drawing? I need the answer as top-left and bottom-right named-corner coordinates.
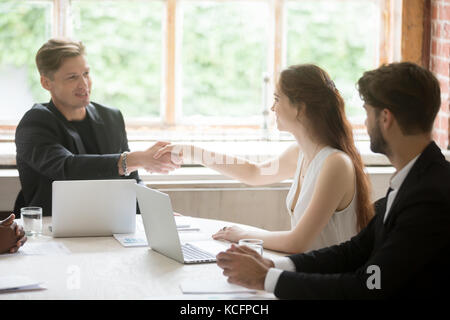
top-left (21, 207), bottom-right (43, 236)
top-left (238, 239), bottom-right (264, 256)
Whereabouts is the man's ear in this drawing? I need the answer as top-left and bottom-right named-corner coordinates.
top-left (379, 108), bottom-right (395, 131)
top-left (40, 75), bottom-right (52, 91)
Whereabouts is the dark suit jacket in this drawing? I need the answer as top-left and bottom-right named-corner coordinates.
top-left (15, 100), bottom-right (141, 216)
top-left (274, 141), bottom-right (450, 299)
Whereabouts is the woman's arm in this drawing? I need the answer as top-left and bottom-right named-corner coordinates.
top-left (154, 143), bottom-right (300, 186)
top-left (214, 152), bottom-right (356, 254)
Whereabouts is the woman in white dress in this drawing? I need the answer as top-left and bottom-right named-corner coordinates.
top-left (154, 64), bottom-right (374, 254)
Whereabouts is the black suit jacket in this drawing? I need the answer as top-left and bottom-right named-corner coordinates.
top-left (15, 100), bottom-right (141, 216)
top-left (274, 141), bottom-right (450, 299)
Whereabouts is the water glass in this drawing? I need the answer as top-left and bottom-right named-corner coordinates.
top-left (21, 207), bottom-right (43, 236)
top-left (238, 239), bottom-right (264, 256)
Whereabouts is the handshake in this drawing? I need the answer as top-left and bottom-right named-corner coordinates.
top-left (119, 141), bottom-right (188, 175)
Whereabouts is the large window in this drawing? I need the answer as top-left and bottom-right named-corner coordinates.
top-left (0, 0), bottom-right (388, 137)
top-left (181, 1), bottom-right (269, 121)
top-left (71, 0), bottom-right (163, 118)
top-left (0, 0), bottom-right (52, 121)
top-left (286, 0), bottom-right (379, 120)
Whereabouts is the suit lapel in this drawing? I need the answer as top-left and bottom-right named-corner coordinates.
top-left (86, 103), bottom-right (110, 154)
top-left (66, 125), bottom-right (86, 154)
top-left (383, 172), bottom-right (416, 228)
top-left (383, 142), bottom-right (439, 228)
top-left (47, 101), bottom-right (86, 154)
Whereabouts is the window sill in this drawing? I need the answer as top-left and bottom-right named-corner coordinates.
top-left (1, 139), bottom-right (448, 169)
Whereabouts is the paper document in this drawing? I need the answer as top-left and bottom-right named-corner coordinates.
top-left (114, 224), bottom-right (200, 247)
top-left (176, 223), bottom-right (200, 231)
top-left (0, 276), bottom-right (46, 293)
top-left (0, 242), bottom-right (71, 257)
top-left (22, 242), bottom-right (70, 255)
top-left (113, 233), bottom-right (148, 247)
top-left (180, 279), bottom-right (257, 294)
top-left (177, 227), bottom-right (200, 232)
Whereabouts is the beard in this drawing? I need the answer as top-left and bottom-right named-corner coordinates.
top-left (369, 120), bottom-right (390, 156)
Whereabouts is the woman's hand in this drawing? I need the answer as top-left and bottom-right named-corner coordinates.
top-left (153, 144), bottom-right (188, 164)
top-left (212, 225), bottom-right (247, 243)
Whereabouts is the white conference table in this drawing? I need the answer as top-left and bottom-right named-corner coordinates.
top-left (0, 215), bottom-right (282, 300)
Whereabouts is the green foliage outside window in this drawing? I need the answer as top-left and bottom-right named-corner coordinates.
top-left (72, 0), bottom-right (163, 117)
top-left (181, 1), bottom-right (269, 117)
top-left (286, 0), bottom-right (379, 118)
top-left (0, 1), bottom-right (51, 104)
top-left (0, 0), bottom-right (378, 121)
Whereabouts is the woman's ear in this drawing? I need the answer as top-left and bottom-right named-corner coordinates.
top-left (295, 101), bottom-right (306, 121)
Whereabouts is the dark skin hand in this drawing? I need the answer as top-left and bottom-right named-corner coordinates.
top-left (216, 244), bottom-right (275, 290)
top-left (0, 214), bottom-right (27, 254)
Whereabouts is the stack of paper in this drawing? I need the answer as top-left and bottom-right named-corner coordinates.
top-left (114, 223), bottom-right (200, 247)
top-left (180, 279), bottom-right (257, 294)
top-left (0, 242), bottom-right (71, 257)
top-left (113, 233), bottom-right (148, 247)
top-left (0, 276), bottom-right (45, 293)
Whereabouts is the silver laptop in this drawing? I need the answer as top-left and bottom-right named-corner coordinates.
top-left (52, 179), bottom-right (136, 237)
top-left (135, 184), bottom-right (217, 264)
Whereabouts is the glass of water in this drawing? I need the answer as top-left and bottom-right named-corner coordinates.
top-left (21, 207), bottom-right (43, 236)
top-left (238, 239), bottom-right (264, 256)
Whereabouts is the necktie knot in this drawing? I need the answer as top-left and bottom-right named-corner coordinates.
top-left (386, 187), bottom-right (393, 198)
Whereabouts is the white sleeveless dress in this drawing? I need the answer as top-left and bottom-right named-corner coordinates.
top-left (285, 146), bottom-right (358, 252)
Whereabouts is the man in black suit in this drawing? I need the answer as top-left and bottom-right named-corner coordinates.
top-left (216, 62), bottom-right (450, 299)
top-left (15, 39), bottom-right (180, 216)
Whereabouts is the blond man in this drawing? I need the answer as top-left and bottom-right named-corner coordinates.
top-left (15, 39), bottom-right (179, 216)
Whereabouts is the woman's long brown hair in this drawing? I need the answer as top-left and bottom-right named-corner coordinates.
top-left (279, 64), bottom-right (374, 231)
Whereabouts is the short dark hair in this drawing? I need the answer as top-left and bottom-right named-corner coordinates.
top-left (357, 62), bottom-right (441, 134)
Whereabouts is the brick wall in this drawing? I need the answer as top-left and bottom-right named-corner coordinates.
top-left (431, 0), bottom-right (450, 149)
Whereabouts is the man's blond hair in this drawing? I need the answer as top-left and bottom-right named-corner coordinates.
top-left (36, 38), bottom-right (86, 78)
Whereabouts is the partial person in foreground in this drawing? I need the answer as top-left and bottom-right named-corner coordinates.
top-left (154, 64), bottom-right (373, 254)
top-left (0, 214), bottom-right (27, 254)
top-left (15, 38), bottom-right (180, 216)
top-left (216, 62), bottom-right (450, 299)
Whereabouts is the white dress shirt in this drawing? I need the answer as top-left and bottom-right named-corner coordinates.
top-left (264, 257), bottom-right (296, 293)
top-left (264, 154), bottom-right (421, 293)
top-left (383, 154), bottom-right (419, 223)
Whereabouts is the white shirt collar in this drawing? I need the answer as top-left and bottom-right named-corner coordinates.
top-left (389, 154), bottom-right (420, 190)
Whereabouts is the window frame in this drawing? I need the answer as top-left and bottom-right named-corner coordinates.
top-left (0, 0), bottom-right (400, 138)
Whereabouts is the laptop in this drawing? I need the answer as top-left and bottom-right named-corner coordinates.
top-left (52, 179), bottom-right (136, 237)
top-left (135, 184), bottom-right (220, 264)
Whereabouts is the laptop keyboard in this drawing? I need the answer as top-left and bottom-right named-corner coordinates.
top-left (182, 243), bottom-right (216, 263)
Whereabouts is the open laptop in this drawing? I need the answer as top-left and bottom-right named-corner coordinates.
top-left (135, 184), bottom-right (220, 264)
top-left (52, 179), bottom-right (136, 237)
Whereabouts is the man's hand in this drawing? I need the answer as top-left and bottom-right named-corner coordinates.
top-left (227, 244), bottom-right (275, 269)
top-left (153, 144), bottom-right (193, 164)
top-left (0, 214), bottom-right (27, 254)
top-left (122, 141), bottom-right (183, 175)
top-left (216, 244), bottom-right (274, 290)
top-left (141, 141), bottom-right (182, 173)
